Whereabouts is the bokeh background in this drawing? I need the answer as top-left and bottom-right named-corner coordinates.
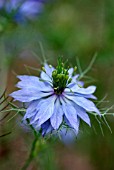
top-left (0, 0), bottom-right (114, 169)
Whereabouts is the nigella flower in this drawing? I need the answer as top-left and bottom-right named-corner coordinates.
top-left (0, 0), bottom-right (46, 23)
top-left (10, 59), bottom-right (100, 137)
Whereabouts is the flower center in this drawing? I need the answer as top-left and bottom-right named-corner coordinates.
top-left (52, 59), bottom-right (72, 95)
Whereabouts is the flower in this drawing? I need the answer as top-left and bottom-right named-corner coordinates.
top-left (0, 0), bottom-right (45, 23)
top-left (10, 59), bottom-right (100, 137)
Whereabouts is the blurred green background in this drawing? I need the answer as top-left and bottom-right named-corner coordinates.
top-left (0, 0), bottom-right (114, 169)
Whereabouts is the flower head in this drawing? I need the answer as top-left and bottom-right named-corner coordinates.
top-left (10, 59), bottom-right (100, 137)
top-left (0, 0), bottom-right (45, 23)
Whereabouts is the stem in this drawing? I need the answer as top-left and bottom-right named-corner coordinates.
top-left (21, 137), bottom-right (38, 170)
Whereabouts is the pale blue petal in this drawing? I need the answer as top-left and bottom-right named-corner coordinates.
top-left (72, 74), bottom-right (79, 80)
top-left (65, 83), bottom-right (77, 93)
top-left (30, 96), bottom-right (56, 126)
top-left (67, 93), bottom-right (97, 100)
top-left (82, 94), bottom-right (97, 100)
top-left (29, 100), bottom-right (49, 124)
top-left (66, 84), bottom-right (96, 95)
top-left (10, 90), bottom-right (53, 102)
top-left (44, 63), bottom-right (55, 77)
top-left (29, 97), bottom-right (56, 124)
top-left (16, 82), bottom-right (53, 92)
top-left (41, 120), bottom-right (53, 136)
top-left (67, 85), bottom-right (96, 94)
top-left (77, 81), bottom-right (84, 87)
top-left (62, 104), bottom-right (79, 131)
top-left (23, 110), bottom-right (37, 120)
top-left (68, 68), bottom-right (73, 77)
top-left (16, 75), bottom-right (53, 92)
top-left (64, 94), bottom-right (100, 115)
top-left (40, 63), bottom-right (55, 82)
top-left (72, 75), bottom-right (84, 86)
top-left (17, 75), bottom-right (39, 82)
top-left (40, 71), bottom-right (52, 82)
top-left (26, 101), bottom-right (38, 113)
top-left (37, 95), bottom-right (56, 126)
top-left (75, 105), bottom-right (91, 126)
top-left (63, 110), bottom-right (80, 132)
top-left (50, 98), bottom-right (63, 129)
top-left (64, 116), bottom-right (72, 127)
top-left (75, 86), bottom-right (96, 94)
top-left (23, 100), bottom-right (39, 120)
top-left (29, 115), bottom-right (38, 125)
top-left (67, 82), bottom-right (77, 89)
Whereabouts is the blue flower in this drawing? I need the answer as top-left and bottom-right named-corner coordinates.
top-left (10, 60), bottom-right (100, 136)
top-left (0, 0), bottom-right (45, 23)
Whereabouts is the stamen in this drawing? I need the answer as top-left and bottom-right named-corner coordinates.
top-left (52, 58), bottom-right (73, 95)
top-left (42, 67), bottom-right (46, 73)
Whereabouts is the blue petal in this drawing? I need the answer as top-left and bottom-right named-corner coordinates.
top-left (40, 72), bottom-right (51, 82)
top-left (68, 73), bottom-right (83, 88)
top-left (68, 68), bottom-right (73, 77)
top-left (75, 86), bottom-right (96, 94)
top-left (68, 74), bottom-right (84, 87)
top-left (66, 83), bottom-right (77, 92)
top-left (28, 97), bottom-right (56, 124)
top-left (23, 100), bottom-right (39, 120)
top-left (68, 93), bottom-right (97, 100)
top-left (77, 81), bottom-right (84, 87)
top-left (71, 75), bottom-right (84, 87)
top-left (17, 75), bottom-right (39, 81)
top-left (41, 120), bottom-right (53, 136)
top-left (10, 90), bottom-right (53, 102)
top-left (36, 95), bottom-right (56, 126)
top-left (62, 104), bottom-right (79, 132)
top-left (40, 63), bottom-right (55, 82)
top-left (16, 75), bottom-right (53, 92)
top-left (64, 116), bottom-right (72, 127)
top-left (24, 110), bottom-right (38, 120)
top-left (50, 98), bottom-right (63, 129)
top-left (61, 95), bottom-right (97, 125)
top-left (80, 94), bottom-right (97, 100)
top-left (44, 63), bottom-right (55, 77)
top-left (64, 94), bottom-right (100, 115)
top-left (75, 105), bottom-right (91, 126)
top-left (72, 74), bottom-right (79, 80)
top-left (66, 85), bottom-right (96, 95)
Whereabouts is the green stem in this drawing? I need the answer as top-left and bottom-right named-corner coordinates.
top-left (21, 137), bottom-right (38, 170)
